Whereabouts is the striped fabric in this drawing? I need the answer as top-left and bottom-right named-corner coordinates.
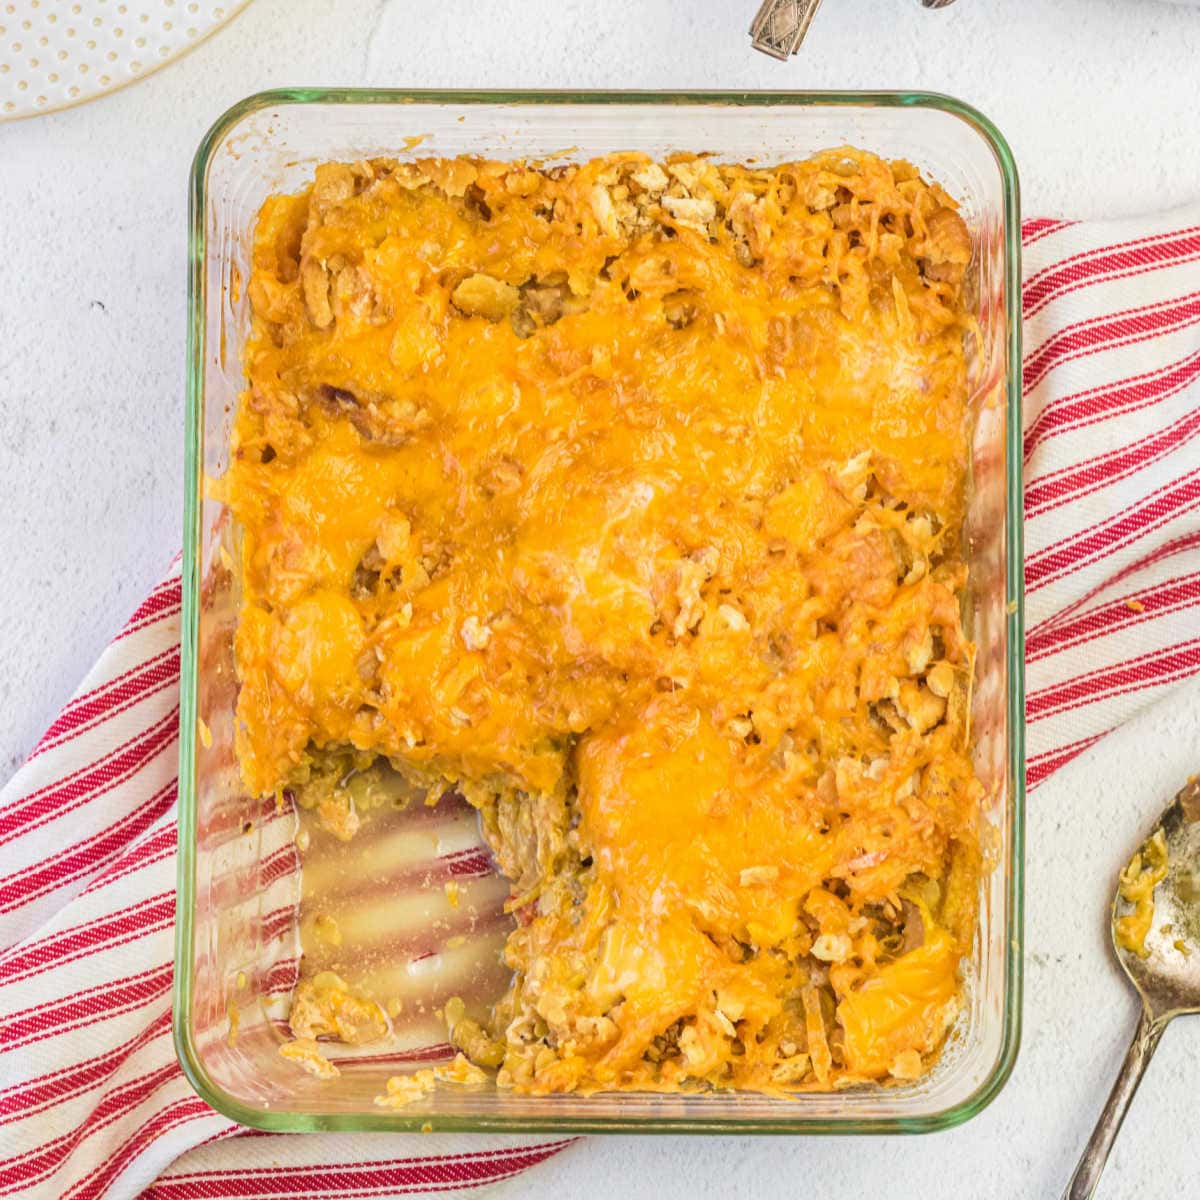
top-left (2, 207), bottom-right (1199, 1197)
top-left (1020, 209), bottom-right (1200, 787)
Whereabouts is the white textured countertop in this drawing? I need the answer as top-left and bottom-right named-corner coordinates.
top-left (2, 0), bottom-right (1200, 1196)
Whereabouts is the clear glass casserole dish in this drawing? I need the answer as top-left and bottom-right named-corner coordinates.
top-left (175, 89), bottom-right (1024, 1135)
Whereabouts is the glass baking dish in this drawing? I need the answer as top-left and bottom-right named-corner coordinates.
top-left (175, 89), bottom-right (1024, 1135)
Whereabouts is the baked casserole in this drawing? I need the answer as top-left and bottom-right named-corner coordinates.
top-left (219, 145), bottom-right (984, 1096)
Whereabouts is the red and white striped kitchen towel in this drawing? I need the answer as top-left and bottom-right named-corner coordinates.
top-left (3, 205), bottom-right (1200, 1198)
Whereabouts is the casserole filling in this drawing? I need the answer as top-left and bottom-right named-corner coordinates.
top-left (221, 146), bottom-right (983, 1094)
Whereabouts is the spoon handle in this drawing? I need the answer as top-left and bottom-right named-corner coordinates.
top-left (748, 0), bottom-right (824, 59)
top-left (1063, 1007), bottom-right (1167, 1200)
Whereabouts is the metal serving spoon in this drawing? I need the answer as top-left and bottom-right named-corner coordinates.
top-left (1064, 776), bottom-right (1200, 1199)
top-left (750, 0), bottom-right (957, 60)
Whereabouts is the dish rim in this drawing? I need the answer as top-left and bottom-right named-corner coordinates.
top-left (175, 87), bottom-right (1025, 1135)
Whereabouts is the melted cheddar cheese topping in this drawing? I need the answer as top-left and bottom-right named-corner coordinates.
top-left (1115, 828), bottom-right (1169, 959)
top-left (224, 148), bottom-right (984, 1094)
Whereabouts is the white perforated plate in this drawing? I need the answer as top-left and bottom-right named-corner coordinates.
top-left (0, 0), bottom-right (252, 120)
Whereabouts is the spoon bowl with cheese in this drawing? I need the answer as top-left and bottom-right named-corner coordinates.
top-left (1064, 776), bottom-right (1200, 1199)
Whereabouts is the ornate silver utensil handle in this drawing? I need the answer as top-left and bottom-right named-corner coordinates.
top-left (750, 0), bottom-right (957, 59)
top-left (749, 0), bottom-right (823, 59)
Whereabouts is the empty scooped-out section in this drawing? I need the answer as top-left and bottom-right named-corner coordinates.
top-left (293, 790), bottom-right (514, 1060)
